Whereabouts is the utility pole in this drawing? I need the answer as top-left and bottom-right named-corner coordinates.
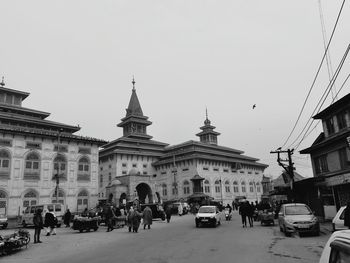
top-left (270, 148), bottom-right (295, 202)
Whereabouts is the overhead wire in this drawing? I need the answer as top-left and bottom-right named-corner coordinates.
top-left (288, 44), bottom-right (350, 150)
top-left (281, 0), bottom-right (346, 149)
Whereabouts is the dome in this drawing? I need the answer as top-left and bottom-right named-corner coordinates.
top-left (111, 178), bottom-right (122, 186)
top-left (129, 168), bottom-right (139, 176)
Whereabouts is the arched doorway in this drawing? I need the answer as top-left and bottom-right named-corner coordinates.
top-left (136, 183), bottom-right (153, 204)
top-left (77, 189), bottom-right (89, 212)
top-left (0, 190), bottom-right (8, 215)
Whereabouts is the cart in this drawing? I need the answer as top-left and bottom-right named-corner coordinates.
top-left (72, 216), bottom-right (99, 233)
top-left (260, 209), bottom-right (275, 226)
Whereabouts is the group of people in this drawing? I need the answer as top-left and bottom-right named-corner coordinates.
top-left (238, 200), bottom-right (256, 228)
top-left (33, 208), bottom-right (59, 243)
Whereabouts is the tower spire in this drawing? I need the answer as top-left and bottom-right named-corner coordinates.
top-left (132, 76), bottom-right (136, 91)
top-left (0, 76), bottom-right (5, 87)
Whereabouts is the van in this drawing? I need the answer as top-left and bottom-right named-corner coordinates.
top-left (21, 203), bottom-right (64, 228)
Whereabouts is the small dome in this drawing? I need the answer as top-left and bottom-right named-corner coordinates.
top-left (111, 178), bottom-right (122, 186)
top-left (129, 168), bottom-right (139, 176)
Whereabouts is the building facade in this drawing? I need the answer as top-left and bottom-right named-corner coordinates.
top-left (0, 80), bottom-right (106, 218)
top-left (99, 80), bottom-right (268, 206)
top-left (300, 92), bottom-right (350, 219)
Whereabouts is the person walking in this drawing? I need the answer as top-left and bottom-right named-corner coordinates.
top-left (247, 202), bottom-right (254, 227)
top-left (33, 209), bottom-right (43, 243)
top-left (239, 200), bottom-right (249, 228)
top-left (105, 205), bottom-right (116, 232)
top-left (44, 209), bottom-right (56, 236)
top-left (165, 205), bottom-right (172, 223)
top-left (344, 202), bottom-right (350, 229)
top-left (143, 206), bottom-right (153, 230)
top-left (127, 207), bottom-right (142, 233)
top-left (64, 208), bottom-right (71, 228)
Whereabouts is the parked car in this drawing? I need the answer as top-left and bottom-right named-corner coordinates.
top-left (195, 205), bottom-right (222, 228)
top-left (0, 214), bottom-right (8, 229)
top-left (319, 229), bottom-right (350, 263)
top-left (278, 203), bottom-right (320, 237)
top-left (332, 206), bottom-right (347, 232)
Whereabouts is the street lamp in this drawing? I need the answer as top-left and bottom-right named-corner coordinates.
top-left (219, 177), bottom-right (223, 205)
top-left (54, 129), bottom-right (63, 203)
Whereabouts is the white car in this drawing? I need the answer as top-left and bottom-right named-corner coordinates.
top-left (195, 205), bottom-right (222, 228)
top-left (332, 206), bottom-right (348, 232)
top-left (319, 230), bottom-right (350, 263)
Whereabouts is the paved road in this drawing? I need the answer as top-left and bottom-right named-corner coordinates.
top-left (1, 212), bottom-right (329, 263)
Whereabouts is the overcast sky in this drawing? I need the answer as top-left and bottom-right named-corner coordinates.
top-left (1, 0), bottom-right (349, 178)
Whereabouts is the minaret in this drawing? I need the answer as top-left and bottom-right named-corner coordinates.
top-left (117, 77), bottom-right (153, 139)
top-left (196, 108), bottom-right (220, 145)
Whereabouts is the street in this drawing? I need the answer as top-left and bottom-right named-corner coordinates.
top-left (0, 211), bottom-right (330, 263)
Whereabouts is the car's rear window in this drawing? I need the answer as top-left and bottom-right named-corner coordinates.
top-left (285, 205), bottom-right (311, 215)
top-left (198, 207), bottom-right (215, 213)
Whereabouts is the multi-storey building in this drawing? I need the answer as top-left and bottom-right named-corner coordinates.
top-left (0, 80), bottom-right (106, 218)
top-left (100, 80), bottom-right (268, 206)
top-left (300, 92), bottom-right (350, 218)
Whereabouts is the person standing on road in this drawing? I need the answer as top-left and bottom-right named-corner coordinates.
top-left (239, 201), bottom-right (249, 228)
top-left (64, 208), bottom-right (71, 228)
top-left (33, 208), bottom-right (43, 243)
top-left (247, 202), bottom-right (254, 227)
top-left (105, 205), bottom-right (116, 232)
top-left (178, 204), bottom-right (183, 216)
top-left (165, 205), bottom-right (172, 223)
top-left (344, 202), bottom-right (350, 229)
top-left (143, 206), bottom-right (153, 230)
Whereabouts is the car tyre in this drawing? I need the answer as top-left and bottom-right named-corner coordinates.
top-left (284, 227), bottom-right (291, 237)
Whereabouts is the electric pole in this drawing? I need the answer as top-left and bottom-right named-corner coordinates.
top-left (270, 148), bottom-right (295, 202)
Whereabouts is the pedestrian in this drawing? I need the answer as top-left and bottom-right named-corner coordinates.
top-left (64, 208), bottom-right (71, 228)
top-left (165, 205), bottom-right (172, 223)
top-left (33, 208), bottom-right (43, 243)
top-left (239, 200), bottom-right (249, 228)
top-left (105, 205), bottom-right (116, 232)
top-left (247, 202), bottom-right (254, 227)
top-left (143, 206), bottom-right (153, 230)
top-left (344, 202), bottom-right (350, 229)
top-left (127, 207), bottom-right (142, 233)
top-left (178, 203), bottom-right (183, 216)
top-left (44, 208), bottom-right (57, 236)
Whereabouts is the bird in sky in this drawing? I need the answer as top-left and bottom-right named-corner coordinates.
top-left (252, 104), bottom-right (256, 109)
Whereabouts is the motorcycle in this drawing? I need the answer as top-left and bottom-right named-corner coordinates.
top-left (224, 208), bottom-right (232, 221)
top-left (0, 229), bottom-right (30, 255)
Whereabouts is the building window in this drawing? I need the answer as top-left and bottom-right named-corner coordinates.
top-left (241, 181), bottom-right (246, 193)
top-left (0, 150), bottom-right (10, 177)
top-left (337, 112), bottom-right (347, 130)
top-left (225, 181), bottom-right (230, 193)
top-left (256, 182), bottom-right (261, 193)
top-left (122, 171), bottom-right (127, 175)
top-left (132, 164), bottom-right (137, 168)
top-left (326, 117), bottom-right (335, 135)
top-left (77, 156), bottom-right (90, 181)
top-left (204, 180), bottom-right (210, 193)
top-left (53, 154), bottom-right (67, 180)
top-left (213, 168), bottom-right (219, 172)
top-left (122, 163), bottom-right (127, 167)
top-left (24, 152), bottom-right (40, 180)
top-left (315, 155), bottom-right (329, 175)
top-left (233, 181), bottom-right (239, 193)
top-left (51, 189), bottom-right (65, 205)
top-left (143, 164), bottom-right (147, 168)
top-left (249, 182), bottom-right (254, 192)
top-left (23, 190), bottom-right (38, 208)
top-left (162, 184), bottom-right (167, 196)
top-left (182, 168), bottom-right (189, 171)
top-left (203, 167), bottom-right (209, 171)
top-left (339, 148), bottom-right (350, 169)
top-left (215, 180), bottom-right (221, 193)
top-left (183, 180), bottom-right (190, 194)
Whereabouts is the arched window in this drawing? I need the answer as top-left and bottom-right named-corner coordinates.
top-left (24, 152), bottom-right (40, 180)
top-left (0, 190), bottom-right (8, 215)
top-left (215, 180), bottom-right (221, 193)
top-left (233, 181), bottom-right (239, 193)
top-left (51, 189), bottom-right (65, 205)
top-left (77, 156), bottom-right (90, 181)
top-left (241, 181), bottom-right (246, 193)
top-left (172, 182), bottom-right (178, 196)
top-left (183, 180), bottom-right (190, 195)
top-left (77, 190), bottom-right (89, 212)
top-left (0, 150), bottom-right (11, 177)
top-left (204, 180), bottom-right (210, 193)
top-left (225, 181), bottom-right (230, 193)
top-left (249, 182), bottom-right (254, 192)
top-left (162, 184), bottom-right (167, 196)
top-left (256, 182), bottom-right (261, 193)
top-left (53, 154), bottom-right (67, 180)
top-left (23, 190), bottom-right (38, 208)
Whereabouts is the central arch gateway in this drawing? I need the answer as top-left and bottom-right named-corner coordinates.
top-left (136, 183), bottom-right (153, 204)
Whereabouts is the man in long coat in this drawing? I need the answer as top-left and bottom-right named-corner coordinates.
top-left (127, 207), bottom-right (142, 233)
top-left (33, 209), bottom-right (43, 243)
top-left (143, 206), bottom-right (153, 230)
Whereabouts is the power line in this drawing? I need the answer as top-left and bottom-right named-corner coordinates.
top-left (281, 0), bottom-right (346, 149)
top-left (288, 44), bottom-right (350, 150)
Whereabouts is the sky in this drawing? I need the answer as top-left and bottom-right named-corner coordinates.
top-left (1, 0), bottom-right (350, 179)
